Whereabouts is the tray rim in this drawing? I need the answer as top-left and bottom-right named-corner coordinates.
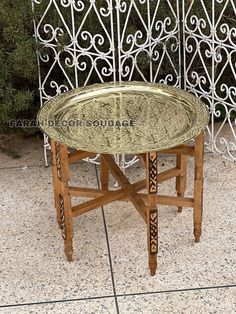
top-left (37, 81), bottom-right (210, 154)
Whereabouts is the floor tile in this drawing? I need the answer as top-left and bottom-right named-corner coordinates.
top-left (1, 135), bottom-right (236, 309)
top-left (0, 297), bottom-right (117, 314)
top-left (104, 154), bottom-right (236, 294)
top-left (0, 163), bottom-right (113, 306)
top-left (117, 287), bottom-right (236, 314)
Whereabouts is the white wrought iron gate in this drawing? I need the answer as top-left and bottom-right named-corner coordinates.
top-left (32, 0), bottom-right (236, 164)
top-left (183, 0), bottom-right (236, 161)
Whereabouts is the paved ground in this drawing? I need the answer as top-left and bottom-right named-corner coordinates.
top-left (0, 135), bottom-right (235, 313)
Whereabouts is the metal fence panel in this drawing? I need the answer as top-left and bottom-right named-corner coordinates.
top-left (183, 0), bottom-right (236, 161)
top-left (32, 0), bottom-right (236, 163)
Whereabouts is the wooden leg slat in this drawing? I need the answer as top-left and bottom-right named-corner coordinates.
top-left (68, 150), bottom-right (96, 164)
top-left (51, 140), bottom-right (62, 229)
top-left (51, 141), bottom-right (74, 262)
top-left (102, 154), bottom-right (147, 222)
top-left (100, 154), bottom-right (109, 190)
top-left (72, 189), bottom-right (127, 217)
top-left (193, 132), bottom-right (204, 243)
top-left (176, 154), bottom-right (188, 212)
top-left (146, 151), bottom-right (158, 276)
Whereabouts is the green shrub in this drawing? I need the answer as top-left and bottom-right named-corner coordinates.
top-left (0, 0), bottom-right (39, 131)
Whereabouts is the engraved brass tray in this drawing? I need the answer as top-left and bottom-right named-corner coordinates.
top-left (37, 82), bottom-right (209, 154)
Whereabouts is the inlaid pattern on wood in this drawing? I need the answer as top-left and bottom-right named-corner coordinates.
top-left (148, 152), bottom-right (158, 194)
top-left (150, 209), bottom-right (158, 253)
top-left (55, 142), bottom-right (62, 180)
top-left (59, 194), bottom-right (66, 239)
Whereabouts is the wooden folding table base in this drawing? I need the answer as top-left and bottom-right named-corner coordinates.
top-left (51, 133), bottom-right (204, 276)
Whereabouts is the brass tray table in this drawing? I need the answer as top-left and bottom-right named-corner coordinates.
top-left (38, 82), bottom-right (209, 276)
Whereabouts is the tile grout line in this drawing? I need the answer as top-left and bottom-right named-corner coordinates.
top-left (94, 164), bottom-right (120, 314)
top-left (0, 164), bottom-right (46, 170)
top-left (116, 284), bottom-right (236, 298)
top-left (0, 160), bottom-right (97, 171)
top-left (0, 285), bottom-right (235, 309)
top-left (0, 295), bottom-right (115, 309)
top-left (101, 207), bottom-right (120, 314)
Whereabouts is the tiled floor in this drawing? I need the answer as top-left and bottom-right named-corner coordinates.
top-left (0, 135), bottom-right (235, 313)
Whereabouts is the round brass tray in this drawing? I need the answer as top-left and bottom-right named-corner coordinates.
top-left (37, 82), bottom-right (209, 154)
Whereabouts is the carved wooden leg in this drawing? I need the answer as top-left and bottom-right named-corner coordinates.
top-left (54, 142), bottom-right (74, 261)
top-left (60, 192), bottom-right (73, 261)
top-left (146, 151), bottom-right (158, 276)
top-left (176, 154), bottom-right (188, 212)
top-left (51, 140), bottom-right (62, 229)
top-left (193, 133), bottom-right (204, 243)
top-left (100, 154), bottom-right (109, 190)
